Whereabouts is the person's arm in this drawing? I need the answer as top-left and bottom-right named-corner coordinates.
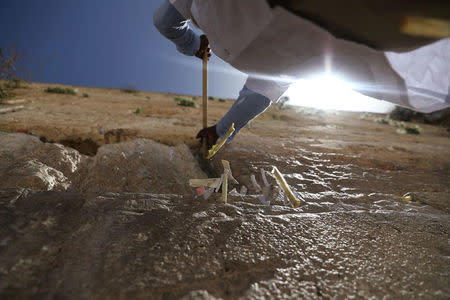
top-left (153, 0), bottom-right (200, 56)
top-left (197, 86), bottom-right (271, 147)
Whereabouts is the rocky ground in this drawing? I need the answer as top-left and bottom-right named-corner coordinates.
top-left (0, 82), bottom-right (449, 299)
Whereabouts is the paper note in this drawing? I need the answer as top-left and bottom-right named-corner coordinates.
top-left (222, 160), bottom-right (238, 184)
top-left (250, 174), bottom-right (262, 193)
top-left (271, 166), bottom-right (301, 208)
top-left (189, 178), bottom-right (221, 188)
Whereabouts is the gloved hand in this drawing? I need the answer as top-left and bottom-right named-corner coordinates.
top-left (195, 35), bottom-right (211, 60)
top-left (196, 124), bottom-right (219, 149)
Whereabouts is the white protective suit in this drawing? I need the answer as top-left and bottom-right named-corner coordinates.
top-left (170, 0), bottom-right (449, 113)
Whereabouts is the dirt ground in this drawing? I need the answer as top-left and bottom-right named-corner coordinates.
top-left (0, 82), bottom-right (449, 299)
top-left (2, 82), bottom-right (449, 166)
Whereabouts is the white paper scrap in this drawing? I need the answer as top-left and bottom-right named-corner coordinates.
top-left (189, 178), bottom-right (222, 188)
top-left (258, 195), bottom-right (270, 206)
top-left (261, 168), bottom-right (269, 186)
top-left (215, 174), bottom-right (224, 192)
top-left (221, 160), bottom-right (238, 184)
top-left (239, 185), bottom-right (248, 195)
top-left (250, 174), bottom-right (262, 193)
top-left (203, 187), bottom-right (215, 200)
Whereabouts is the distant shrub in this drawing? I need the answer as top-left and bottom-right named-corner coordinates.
top-left (3, 78), bottom-right (24, 89)
top-left (121, 86), bottom-right (138, 93)
top-left (397, 123), bottom-right (421, 135)
top-left (0, 88), bottom-right (8, 102)
top-left (174, 97), bottom-right (198, 108)
top-left (45, 87), bottom-right (76, 95)
top-left (219, 98), bottom-right (226, 102)
top-left (192, 96), bottom-right (197, 101)
top-left (82, 93), bottom-right (89, 98)
top-left (276, 96), bottom-right (290, 110)
top-left (146, 96), bottom-right (151, 100)
top-left (360, 112), bottom-right (373, 120)
top-left (375, 116), bottom-right (421, 135)
top-left (390, 106), bottom-right (415, 122)
top-left (404, 125), bottom-right (421, 134)
top-left (375, 118), bottom-right (391, 125)
top-left (208, 96), bottom-right (214, 100)
top-left (135, 107), bottom-right (142, 114)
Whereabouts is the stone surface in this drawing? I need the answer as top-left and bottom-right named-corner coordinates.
top-left (0, 188), bottom-right (448, 299)
top-left (0, 83), bottom-right (449, 299)
top-left (0, 132), bottom-right (80, 191)
top-left (0, 133), bottom-right (206, 195)
top-left (75, 139), bottom-right (207, 195)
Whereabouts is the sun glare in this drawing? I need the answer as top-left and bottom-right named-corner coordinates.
top-left (284, 76), bottom-right (394, 113)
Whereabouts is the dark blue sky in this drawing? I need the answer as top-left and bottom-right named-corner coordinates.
top-left (0, 0), bottom-right (246, 98)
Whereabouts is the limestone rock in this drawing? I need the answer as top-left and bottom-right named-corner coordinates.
top-left (1, 159), bottom-right (70, 191)
top-left (76, 139), bottom-right (207, 194)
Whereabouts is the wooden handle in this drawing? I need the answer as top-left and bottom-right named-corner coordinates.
top-left (202, 52), bottom-right (208, 158)
top-left (202, 53), bottom-right (208, 129)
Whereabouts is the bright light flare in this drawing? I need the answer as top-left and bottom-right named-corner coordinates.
top-left (284, 75), bottom-right (394, 113)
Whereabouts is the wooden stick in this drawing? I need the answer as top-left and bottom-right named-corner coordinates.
top-left (202, 52), bottom-right (208, 158)
top-left (272, 166), bottom-right (301, 208)
top-left (222, 172), bottom-right (228, 204)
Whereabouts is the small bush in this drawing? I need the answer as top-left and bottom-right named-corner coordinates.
top-left (375, 116), bottom-right (421, 135)
top-left (219, 98), bottom-right (226, 102)
top-left (360, 112), bottom-right (373, 120)
top-left (390, 106), bottom-right (415, 122)
top-left (375, 118), bottom-right (391, 125)
top-left (396, 123), bottom-right (421, 135)
top-left (121, 86), bottom-right (138, 94)
top-left (192, 96), bottom-right (197, 101)
top-left (276, 96), bottom-right (289, 110)
top-left (174, 97), bottom-right (198, 108)
top-left (46, 87), bottom-right (76, 95)
top-left (82, 93), bottom-right (89, 98)
top-left (208, 96), bottom-right (214, 100)
top-left (0, 88), bottom-right (8, 102)
top-left (135, 107), bottom-right (142, 114)
top-left (3, 78), bottom-right (24, 89)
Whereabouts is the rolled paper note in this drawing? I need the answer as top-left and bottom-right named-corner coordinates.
top-left (262, 185), bottom-right (272, 203)
top-left (261, 168), bottom-right (269, 186)
top-left (228, 188), bottom-right (240, 196)
top-left (250, 174), bottom-right (262, 193)
top-left (215, 174), bottom-right (224, 193)
top-left (189, 178), bottom-right (222, 188)
top-left (203, 187), bottom-right (215, 200)
top-left (196, 186), bottom-right (206, 196)
top-left (271, 166), bottom-right (301, 208)
top-left (222, 172), bottom-right (228, 204)
top-left (239, 185), bottom-right (248, 195)
top-left (258, 195), bottom-right (270, 206)
top-left (221, 160), bottom-right (238, 184)
top-left (207, 123), bottom-right (235, 159)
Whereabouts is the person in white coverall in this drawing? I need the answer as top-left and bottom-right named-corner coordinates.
top-left (154, 0), bottom-right (450, 148)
